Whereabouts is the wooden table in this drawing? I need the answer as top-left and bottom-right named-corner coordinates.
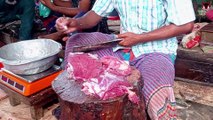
top-left (0, 83), bottom-right (58, 120)
top-left (175, 45), bottom-right (213, 84)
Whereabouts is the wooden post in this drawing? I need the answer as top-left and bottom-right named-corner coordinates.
top-left (8, 95), bottom-right (21, 106)
top-left (30, 105), bottom-right (44, 120)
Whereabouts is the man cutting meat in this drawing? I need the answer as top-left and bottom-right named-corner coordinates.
top-left (55, 0), bottom-right (195, 119)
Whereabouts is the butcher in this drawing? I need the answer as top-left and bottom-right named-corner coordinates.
top-left (55, 0), bottom-right (195, 119)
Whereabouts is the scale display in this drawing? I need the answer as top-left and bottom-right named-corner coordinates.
top-left (0, 65), bottom-right (62, 96)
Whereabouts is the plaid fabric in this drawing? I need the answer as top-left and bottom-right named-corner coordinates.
top-left (92, 0), bottom-right (195, 57)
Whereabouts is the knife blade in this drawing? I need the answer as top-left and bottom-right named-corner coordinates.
top-left (72, 38), bottom-right (122, 52)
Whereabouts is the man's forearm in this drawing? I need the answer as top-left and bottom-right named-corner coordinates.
top-left (53, 7), bottom-right (80, 17)
top-left (53, 0), bottom-right (71, 7)
top-left (138, 22), bottom-right (194, 43)
top-left (75, 11), bottom-right (102, 30)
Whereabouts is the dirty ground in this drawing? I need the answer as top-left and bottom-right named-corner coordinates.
top-left (0, 80), bottom-right (212, 120)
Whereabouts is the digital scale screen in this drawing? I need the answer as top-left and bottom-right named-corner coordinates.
top-left (0, 65), bottom-right (62, 96)
top-left (1, 75), bottom-right (25, 92)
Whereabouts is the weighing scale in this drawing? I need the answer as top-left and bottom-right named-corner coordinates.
top-left (0, 65), bottom-right (62, 96)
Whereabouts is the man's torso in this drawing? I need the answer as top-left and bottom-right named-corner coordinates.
top-left (92, 0), bottom-right (195, 56)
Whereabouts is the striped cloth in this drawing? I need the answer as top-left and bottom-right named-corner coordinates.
top-left (65, 32), bottom-right (177, 119)
top-left (130, 53), bottom-right (177, 120)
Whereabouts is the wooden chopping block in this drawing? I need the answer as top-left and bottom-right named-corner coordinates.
top-left (52, 70), bottom-right (147, 120)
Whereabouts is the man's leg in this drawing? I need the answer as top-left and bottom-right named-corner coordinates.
top-left (0, 3), bottom-right (19, 24)
top-left (17, 0), bottom-right (35, 40)
top-left (130, 53), bottom-right (177, 120)
top-left (0, 5), bottom-right (20, 39)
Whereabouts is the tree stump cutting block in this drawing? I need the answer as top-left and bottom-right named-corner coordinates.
top-left (52, 70), bottom-right (146, 120)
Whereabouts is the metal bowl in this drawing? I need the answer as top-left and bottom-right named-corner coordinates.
top-left (0, 39), bottom-right (62, 75)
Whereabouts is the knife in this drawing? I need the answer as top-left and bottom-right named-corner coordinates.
top-left (72, 38), bottom-right (122, 52)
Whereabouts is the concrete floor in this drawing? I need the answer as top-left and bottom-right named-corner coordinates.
top-left (174, 80), bottom-right (213, 120)
top-left (176, 99), bottom-right (213, 120)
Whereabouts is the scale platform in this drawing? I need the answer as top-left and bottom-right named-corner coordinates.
top-left (0, 65), bottom-right (62, 96)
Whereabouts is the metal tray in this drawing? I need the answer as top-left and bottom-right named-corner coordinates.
top-left (0, 39), bottom-right (62, 75)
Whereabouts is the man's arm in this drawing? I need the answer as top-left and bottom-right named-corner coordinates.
top-left (53, 0), bottom-right (91, 16)
top-left (140, 22), bottom-right (194, 42)
top-left (118, 22), bottom-right (194, 47)
top-left (56, 11), bottom-right (102, 33)
top-left (40, 0), bottom-right (91, 17)
top-left (53, 0), bottom-right (71, 7)
top-left (75, 11), bottom-right (102, 29)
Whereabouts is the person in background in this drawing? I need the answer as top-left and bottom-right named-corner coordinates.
top-left (38, 0), bottom-right (96, 40)
top-left (206, 9), bottom-right (213, 21)
top-left (40, 0), bottom-right (95, 17)
top-left (56, 0), bottom-right (195, 119)
top-left (0, 0), bottom-right (35, 40)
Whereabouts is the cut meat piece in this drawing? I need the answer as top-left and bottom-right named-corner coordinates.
top-left (82, 72), bottom-right (131, 100)
top-left (66, 53), bottom-right (104, 82)
top-left (66, 53), bottom-right (139, 104)
top-left (100, 56), bottom-right (132, 76)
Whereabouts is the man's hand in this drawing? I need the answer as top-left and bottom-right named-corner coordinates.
top-left (40, 0), bottom-right (55, 10)
top-left (55, 17), bottom-right (78, 34)
top-left (117, 32), bottom-right (141, 47)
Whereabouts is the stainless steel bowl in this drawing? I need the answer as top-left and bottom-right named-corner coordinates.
top-left (0, 39), bottom-right (62, 75)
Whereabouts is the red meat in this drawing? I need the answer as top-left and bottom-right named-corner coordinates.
top-left (67, 53), bottom-right (139, 104)
top-left (100, 56), bottom-right (132, 76)
top-left (67, 53), bottom-right (104, 82)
